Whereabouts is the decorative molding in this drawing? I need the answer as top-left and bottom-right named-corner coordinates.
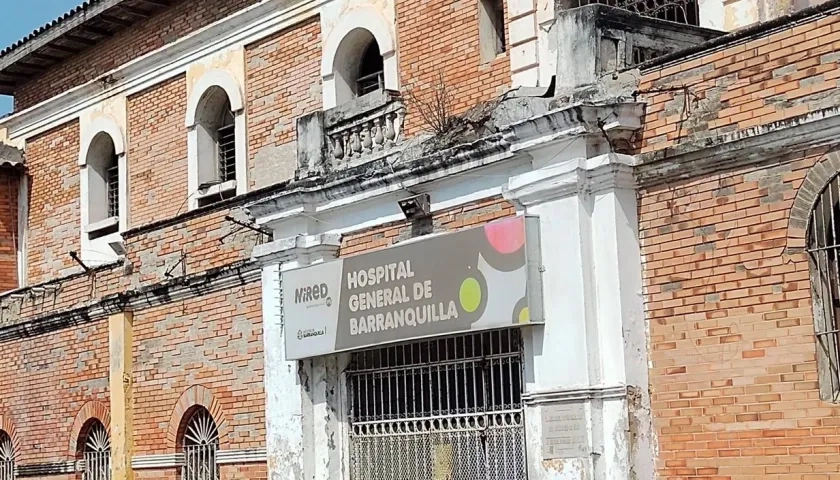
top-left (522, 385), bottom-right (628, 405)
top-left (502, 153), bottom-right (637, 207)
top-left (216, 448), bottom-right (267, 464)
top-left (247, 102), bottom-right (642, 225)
top-left (0, 0), bottom-right (325, 142)
top-left (252, 233), bottom-right (342, 264)
top-left (16, 461), bottom-right (79, 477)
top-left (0, 262), bottom-right (262, 344)
top-left (131, 453), bottom-right (183, 470)
top-left (130, 449), bottom-right (266, 469)
top-left (636, 105), bottom-right (840, 188)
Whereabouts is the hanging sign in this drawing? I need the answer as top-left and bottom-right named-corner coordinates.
top-left (282, 215), bottom-right (543, 360)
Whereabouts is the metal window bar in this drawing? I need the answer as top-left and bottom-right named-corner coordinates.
top-left (182, 409), bottom-right (219, 480)
top-left (347, 329), bottom-right (527, 480)
top-left (561, 0), bottom-right (699, 25)
top-left (106, 160), bottom-right (119, 219)
top-left (217, 123), bottom-right (236, 183)
top-left (808, 174), bottom-right (840, 401)
top-left (357, 71), bottom-right (384, 97)
top-left (83, 422), bottom-right (110, 480)
top-left (0, 432), bottom-right (13, 480)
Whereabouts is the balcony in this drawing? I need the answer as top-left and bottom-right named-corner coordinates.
top-left (297, 90), bottom-right (406, 177)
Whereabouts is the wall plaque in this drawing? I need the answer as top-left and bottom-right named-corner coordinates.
top-left (541, 403), bottom-right (590, 459)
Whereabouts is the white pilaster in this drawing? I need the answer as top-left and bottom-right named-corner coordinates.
top-left (256, 234), bottom-right (344, 480)
top-left (503, 153), bottom-right (652, 480)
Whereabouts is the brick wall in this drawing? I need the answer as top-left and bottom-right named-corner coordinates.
top-left (245, 17), bottom-right (322, 189)
top-left (0, 170), bottom-right (18, 292)
top-left (637, 15), bottom-right (840, 155)
top-left (639, 14), bottom-right (840, 480)
top-left (132, 281), bottom-right (265, 454)
top-left (127, 75), bottom-right (189, 228)
top-left (340, 196), bottom-right (515, 256)
top-left (396, 0), bottom-right (510, 136)
top-left (14, 0), bottom-right (264, 111)
top-left (25, 121), bottom-right (81, 285)
top-left (0, 319), bottom-right (109, 464)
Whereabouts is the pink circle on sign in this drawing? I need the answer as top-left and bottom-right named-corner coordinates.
top-left (484, 217), bottom-right (525, 254)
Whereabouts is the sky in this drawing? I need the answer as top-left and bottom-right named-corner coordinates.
top-left (0, 0), bottom-right (82, 115)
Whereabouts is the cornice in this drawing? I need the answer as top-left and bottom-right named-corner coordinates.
top-left (0, 0), bottom-right (324, 142)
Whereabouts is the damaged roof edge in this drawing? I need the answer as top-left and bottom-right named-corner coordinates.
top-left (0, 0), bottom-right (125, 69)
top-left (634, 0), bottom-right (840, 72)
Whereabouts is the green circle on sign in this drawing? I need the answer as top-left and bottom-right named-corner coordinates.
top-left (460, 278), bottom-right (482, 313)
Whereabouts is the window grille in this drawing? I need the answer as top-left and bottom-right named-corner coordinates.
top-left (83, 422), bottom-right (110, 480)
top-left (357, 42), bottom-right (384, 97)
top-left (182, 409), bottom-right (219, 480)
top-left (809, 174), bottom-right (840, 401)
top-left (217, 121), bottom-right (236, 183)
top-left (347, 329), bottom-right (527, 480)
top-left (106, 156), bottom-right (119, 219)
top-left (560, 0), bottom-right (699, 25)
top-left (0, 431), bottom-right (13, 480)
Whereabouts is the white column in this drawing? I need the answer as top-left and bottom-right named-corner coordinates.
top-left (256, 234), bottom-right (344, 480)
top-left (503, 153), bottom-right (652, 480)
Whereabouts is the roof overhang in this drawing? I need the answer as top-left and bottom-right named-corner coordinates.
top-left (0, 0), bottom-right (173, 96)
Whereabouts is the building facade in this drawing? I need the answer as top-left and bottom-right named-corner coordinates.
top-left (0, 0), bottom-right (839, 480)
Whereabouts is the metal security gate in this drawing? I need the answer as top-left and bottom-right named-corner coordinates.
top-left (83, 422), bottom-right (110, 480)
top-left (0, 431), bottom-right (13, 480)
top-left (348, 329), bottom-right (527, 480)
top-left (182, 409), bottom-right (219, 480)
top-left (809, 174), bottom-right (840, 400)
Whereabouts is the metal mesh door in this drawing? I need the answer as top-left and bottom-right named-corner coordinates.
top-left (0, 431), bottom-right (13, 480)
top-left (83, 422), bottom-right (110, 480)
top-left (182, 409), bottom-right (219, 480)
top-left (347, 329), bottom-right (527, 480)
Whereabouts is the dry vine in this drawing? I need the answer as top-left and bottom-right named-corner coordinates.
top-left (403, 71), bottom-right (457, 135)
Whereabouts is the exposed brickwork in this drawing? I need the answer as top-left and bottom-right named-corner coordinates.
top-left (245, 17), bottom-right (322, 188)
top-left (133, 282), bottom-right (265, 455)
top-left (220, 463), bottom-right (269, 480)
top-left (639, 16), bottom-right (840, 476)
top-left (0, 319), bottom-right (110, 464)
top-left (0, 170), bottom-right (19, 292)
top-left (68, 401), bottom-right (110, 456)
top-left (25, 121), bottom-right (81, 285)
top-left (396, 0), bottom-right (510, 136)
top-left (637, 15), bottom-right (840, 154)
top-left (127, 75), bottom-right (189, 228)
top-left (14, 0), bottom-right (264, 111)
top-left (340, 196), bottom-right (516, 256)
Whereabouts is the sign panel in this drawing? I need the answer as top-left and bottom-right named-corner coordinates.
top-left (282, 215), bottom-right (543, 360)
top-left (541, 403), bottom-right (590, 459)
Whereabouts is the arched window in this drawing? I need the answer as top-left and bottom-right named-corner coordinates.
top-left (186, 75), bottom-right (246, 209)
top-left (332, 29), bottom-right (384, 105)
top-left (81, 421), bottom-right (110, 480)
top-left (479, 0), bottom-right (506, 62)
top-left (809, 174), bottom-right (840, 401)
top-left (180, 408), bottom-right (219, 480)
top-left (84, 133), bottom-right (122, 239)
top-left (0, 430), bottom-right (14, 480)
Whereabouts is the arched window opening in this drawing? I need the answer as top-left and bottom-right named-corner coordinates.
top-left (85, 133), bottom-right (120, 239)
top-left (81, 421), bottom-right (110, 480)
top-left (0, 430), bottom-right (14, 480)
top-left (194, 87), bottom-right (238, 207)
top-left (180, 408), bottom-right (219, 480)
top-left (357, 41), bottom-right (384, 97)
top-left (808, 174), bottom-right (840, 401)
top-left (333, 29), bottom-right (385, 105)
top-left (479, 0), bottom-right (506, 62)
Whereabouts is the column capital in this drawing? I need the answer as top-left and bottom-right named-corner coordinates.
top-left (503, 153), bottom-right (636, 208)
top-left (252, 233), bottom-right (342, 267)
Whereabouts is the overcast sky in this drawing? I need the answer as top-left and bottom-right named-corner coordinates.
top-left (0, 0), bottom-right (82, 114)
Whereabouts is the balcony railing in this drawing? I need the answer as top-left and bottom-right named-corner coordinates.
top-left (297, 90), bottom-right (406, 176)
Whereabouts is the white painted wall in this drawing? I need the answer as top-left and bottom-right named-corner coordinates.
top-left (254, 138), bottom-right (653, 480)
